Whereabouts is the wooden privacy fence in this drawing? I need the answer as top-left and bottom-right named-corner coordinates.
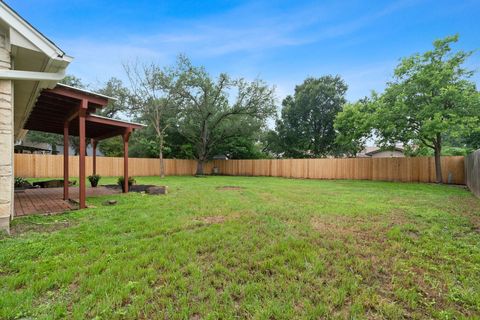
top-left (14, 154), bottom-right (465, 184)
top-left (14, 154), bottom-right (212, 178)
top-left (465, 150), bottom-right (480, 197)
top-left (212, 157), bottom-right (465, 184)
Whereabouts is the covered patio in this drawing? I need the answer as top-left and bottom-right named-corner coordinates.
top-left (17, 83), bottom-right (143, 214)
top-left (15, 186), bottom-right (120, 216)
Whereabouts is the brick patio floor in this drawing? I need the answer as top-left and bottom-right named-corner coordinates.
top-left (14, 186), bottom-right (120, 217)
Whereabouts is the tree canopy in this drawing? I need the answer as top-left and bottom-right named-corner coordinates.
top-left (271, 76), bottom-right (347, 158)
top-left (335, 35), bottom-right (480, 182)
top-left (167, 56), bottom-right (276, 174)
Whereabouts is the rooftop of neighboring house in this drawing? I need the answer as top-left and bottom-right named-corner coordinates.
top-left (357, 145), bottom-right (406, 158)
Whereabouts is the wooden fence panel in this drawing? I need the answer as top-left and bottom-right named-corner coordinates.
top-left (14, 154), bottom-right (465, 184)
top-left (465, 150), bottom-right (480, 197)
top-left (211, 156), bottom-right (465, 184)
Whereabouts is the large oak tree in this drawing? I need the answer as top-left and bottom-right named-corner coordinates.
top-left (169, 56), bottom-right (276, 175)
top-left (273, 76), bottom-right (348, 158)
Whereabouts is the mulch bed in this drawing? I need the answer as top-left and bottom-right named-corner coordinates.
top-left (103, 184), bottom-right (157, 193)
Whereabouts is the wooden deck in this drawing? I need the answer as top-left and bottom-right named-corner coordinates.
top-left (14, 187), bottom-right (120, 217)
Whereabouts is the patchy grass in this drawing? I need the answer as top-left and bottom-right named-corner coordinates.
top-left (1, 176), bottom-right (480, 319)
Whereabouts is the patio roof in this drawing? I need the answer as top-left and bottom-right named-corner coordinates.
top-left (24, 83), bottom-right (143, 140)
top-left (21, 83), bottom-right (145, 209)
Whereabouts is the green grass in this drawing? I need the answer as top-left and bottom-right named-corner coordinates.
top-left (2, 176), bottom-right (480, 319)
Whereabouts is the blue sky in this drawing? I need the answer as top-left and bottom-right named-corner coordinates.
top-left (8, 0), bottom-right (480, 102)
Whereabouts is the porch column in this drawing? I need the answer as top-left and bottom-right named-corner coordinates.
top-left (91, 139), bottom-right (97, 175)
top-left (63, 121), bottom-right (69, 200)
top-left (122, 128), bottom-right (132, 193)
top-left (78, 100), bottom-right (88, 209)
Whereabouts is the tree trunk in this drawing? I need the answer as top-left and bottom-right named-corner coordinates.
top-left (159, 150), bottom-right (165, 178)
top-left (196, 160), bottom-right (205, 176)
top-left (434, 134), bottom-right (443, 183)
top-left (159, 138), bottom-right (165, 178)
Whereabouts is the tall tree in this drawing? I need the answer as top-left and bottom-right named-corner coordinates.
top-left (274, 76), bottom-right (348, 158)
top-left (169, 56), bottom-right (276, 174)
top-left (373, 35), bottom-right (479, 183)
top-left (125, 62), bottom-right (177, 178)
top-left (334, 98), bottom-right (375, 157)
top-left (95, 78), bottom-right (132, 157)
top-left (95, 77), bottom-right (131, 118)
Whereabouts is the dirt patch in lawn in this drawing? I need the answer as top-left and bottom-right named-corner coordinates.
top-left (8, 219), bottom-right (72, 236)
top-left (216, 186), bottom-right (243, 191)
top-left (311, 212), bottom-right (408, 243)
top-left (195, 216), bottom-right (229, 224)
top-left (192, 212), bottom-right (246, 225)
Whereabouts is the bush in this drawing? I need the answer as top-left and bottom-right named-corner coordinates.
top-left (118, 176), bottom-right (136, 192)
top-left (14, 177), bottom-right (31, 188)
top-left (88, 174), bottom-right (101, 187)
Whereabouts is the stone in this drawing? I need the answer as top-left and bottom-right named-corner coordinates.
top-left (103, 200), bottom-right (117, 206)
top-left (0, 107), bottom-right (12, 125)
top-left (0, 202), bottom-right (10, 215)
top-left (0, 133), bottom-right (12, 166)
top-left (0, 176), bottom-right (12, 202)
top-left (33, 180), bottom-right (72, 188)
top-left (0, 165), bottom-right (12, 176)
top-left (146, 186), bottom-right (168, 195)
top-left (0, 216), bottom-right (9, 234)
top-left (0, 80), bottom-right (11, 95)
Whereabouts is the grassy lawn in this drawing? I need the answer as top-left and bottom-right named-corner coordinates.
top-left (1, 176), bottom-right (480, 319)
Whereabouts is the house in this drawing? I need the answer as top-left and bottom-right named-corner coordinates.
top-left (0, 2), bottom-right (72, 232)
top-left (0, 3), bottom-right (143, 233)
top-left (357, 146), bottom-right (405, 158)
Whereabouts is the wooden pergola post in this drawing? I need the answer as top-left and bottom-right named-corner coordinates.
top-left (91, 139), bottom-right (97, 175)
top-left (63, 121), bottom-right (69, 200)
top-left (78, 100), bottom-right (88, 209)
top-left (122, 128), bottom-right (132, 193)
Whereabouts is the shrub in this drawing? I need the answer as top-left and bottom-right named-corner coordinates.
top-left (88, 174), bottom-right (101, 188)
top-left (118, 176), bottom-right (135, 192)
top-left (14, 177), bottom-right (31, 188)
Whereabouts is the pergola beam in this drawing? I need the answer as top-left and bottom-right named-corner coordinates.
top-left (44, 85), bottom-right (109, 106)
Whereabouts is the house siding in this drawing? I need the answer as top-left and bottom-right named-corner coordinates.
top-left (0, 28), bottom-right (12, 233)
top-left (370, 150), bottom-right (405, 158)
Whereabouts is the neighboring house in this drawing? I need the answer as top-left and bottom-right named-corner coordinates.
top-left (14, 144), bottom-right (52, 154)
top-left (357, 146), bottom-right (405, 158)
top-left (212, 154), bottom-right (229, 160)
top-left (16, 138), bottom-right (104, 156)
top-left (0, 2), bottom-right (72, 232)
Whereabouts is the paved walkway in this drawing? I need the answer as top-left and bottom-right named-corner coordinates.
top-left (14, 187), bottom-right (120, 217)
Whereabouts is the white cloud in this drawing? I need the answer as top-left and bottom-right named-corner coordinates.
top-left (57, 0), bottom-right (415, 95)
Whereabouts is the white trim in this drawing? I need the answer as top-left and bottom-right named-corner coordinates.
top-left (0, 69), bottom-right (66, 81)
top-left (88, 114), bottom-right (146, 127)
top-left (56, 83), bottom-right (117, 101)
top-left (0, 2), bottom-right (71, 61)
